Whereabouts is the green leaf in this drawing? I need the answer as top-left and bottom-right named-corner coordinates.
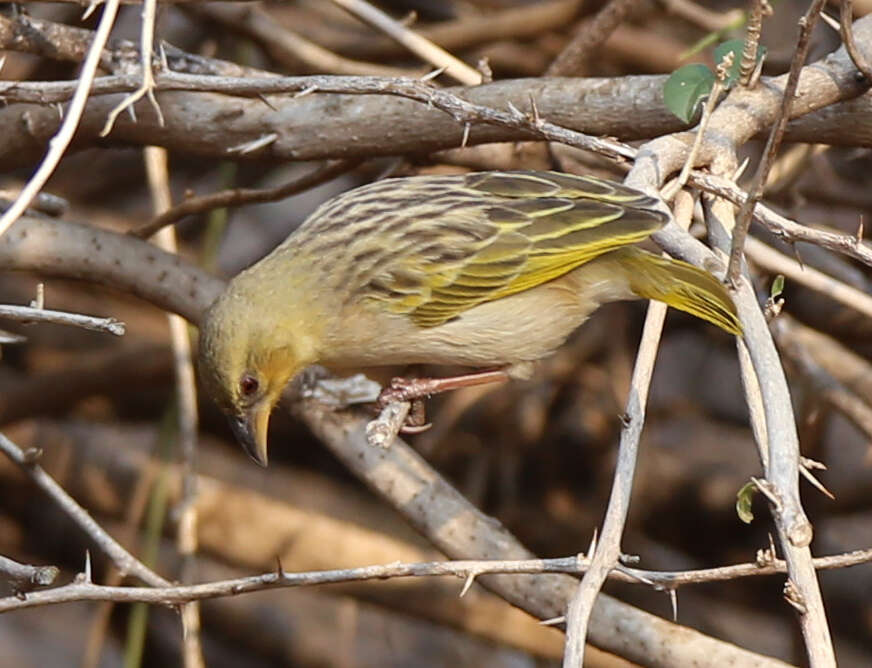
top-left (736, 481), bottom-right (758, 524)
top-left (770, 274), bottom-right (785, 299)
top-left (663, 64), bottom-right (715, 123)
top-left (715, 39), bottom-right (767, 87)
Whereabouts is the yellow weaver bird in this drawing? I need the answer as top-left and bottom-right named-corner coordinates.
top-left (199, 171), bottom-right (741, 465)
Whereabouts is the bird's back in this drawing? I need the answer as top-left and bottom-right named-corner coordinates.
top-left (282, 171), bottom-right (669, 328)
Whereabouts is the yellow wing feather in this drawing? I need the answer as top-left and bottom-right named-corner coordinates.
top-left (406, 172), bottom-right (668, 326)
top-left (339, 171), bottom-right (738, 334)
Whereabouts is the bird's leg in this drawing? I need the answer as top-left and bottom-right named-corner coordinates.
top-left (377, 369), bottom-right (511, 432)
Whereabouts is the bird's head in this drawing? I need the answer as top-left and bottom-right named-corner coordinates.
top-left (198, 273), bottom-right (313, 467)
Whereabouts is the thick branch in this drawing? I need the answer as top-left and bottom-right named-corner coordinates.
top-left (0, 77), bottom-right (868, 169)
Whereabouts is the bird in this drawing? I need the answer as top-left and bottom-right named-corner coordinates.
top-left (198, 170), bottom-right (741, 466)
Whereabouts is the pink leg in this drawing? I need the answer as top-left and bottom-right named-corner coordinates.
top-left (376, 369), bottom-right (511, 432)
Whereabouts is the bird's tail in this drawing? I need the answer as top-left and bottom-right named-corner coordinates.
top-left (606, 247), bottom-right (742, 335)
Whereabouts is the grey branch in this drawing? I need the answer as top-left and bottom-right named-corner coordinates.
top-left (0, 304), bottom-right (124, 335)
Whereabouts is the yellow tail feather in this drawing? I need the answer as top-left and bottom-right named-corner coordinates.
top-left (609, 247), bottom-right (742, 335)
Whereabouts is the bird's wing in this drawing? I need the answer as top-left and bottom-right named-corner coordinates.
top-left (362, 171), bottom-right (669, 327)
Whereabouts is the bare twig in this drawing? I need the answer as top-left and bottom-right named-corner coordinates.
top-left (131, 159), bottom-right (360, 238)
top-left (0, 0), bottom-right (121, 238)
top-left (563, 190), bottom-right (696, 667)
top-left (1, 549), bottom-right (869, 612)
top-left (740, 0), bottom-right (769, 87)
top-left (564, 302), bottom-right (668, 666)
top-left (144, 146), bottom-right (204, 668)
top-left (101, 0), bottom-right (163, 135)
top-left (701, 179), bottom-right (835, 668)
top-left (662, 61), bottom-right (728, 201)
top-left (365, 401), bottom-right (411, 448)
top-left (727, 1), bottom-right (827, 286)
top-left (329, 0), bottom-right (481, 84)
top-left (547, 0), bottom-right (637, 75)
top-left (688, 171), bottom-right (872, 269)
top-left (0, 304), bottom-right (124, 335)
top-left (840, 0), bottom-right (872, 82)
top-left (743, 236), bottom-right (872, 321)
top-left (193, 4), bottom-right (418, 77)
top-left (0, 432), bottom-right (169, 588)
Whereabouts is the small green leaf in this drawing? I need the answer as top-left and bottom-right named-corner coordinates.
top-left (663, 64), bottom-right (715, 123)
top-left (715, 39), bottom-right (767, 87)
top-left (771, 274), bottom-right (785, 299)
top-left (736, 481), bottom-right (758, 524)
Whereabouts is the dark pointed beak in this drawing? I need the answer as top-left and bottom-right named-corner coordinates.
top-left (229, 405), bottom-right (270, 467)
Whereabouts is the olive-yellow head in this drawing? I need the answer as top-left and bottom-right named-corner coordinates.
top-left (198, 263), bottom-right (319, 465)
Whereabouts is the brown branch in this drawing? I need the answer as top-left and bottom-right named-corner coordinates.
top-left (0, 32), bottom-right (869, 169)
top-left (546, 0), bottom-right (637, 76)
top-left (131, 159), bottom-right (361, 238)
top-left (0, 13), bottom-right (273, 78)
top-left (687, 172), bottom-right (872, 268)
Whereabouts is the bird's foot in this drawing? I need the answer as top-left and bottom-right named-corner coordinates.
top-left (375, 369), bottom-right (511, 433)
top-left (375, 378), bottom-right (432, 433)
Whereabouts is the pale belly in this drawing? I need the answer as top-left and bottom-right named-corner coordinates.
top-left (318, 261), bottom-right (634, 372)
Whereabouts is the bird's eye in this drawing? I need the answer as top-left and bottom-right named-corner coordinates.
top-left (239, 374), bottom-right (259, 397)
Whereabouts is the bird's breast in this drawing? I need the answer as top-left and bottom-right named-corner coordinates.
top-left (318, 270), bottom-right (615, 371)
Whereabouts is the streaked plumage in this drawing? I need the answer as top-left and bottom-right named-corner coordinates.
top-left (199, 171), bottom-right (741, 465)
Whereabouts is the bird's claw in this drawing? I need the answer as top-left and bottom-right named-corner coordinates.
top-left (376, 378), bottom-right (434, 433)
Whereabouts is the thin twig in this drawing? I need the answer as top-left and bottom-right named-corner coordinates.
top-left (740, 0), bottom-right (768, 86)
top-left (689, 171), bottom-right (872, 269)
top-left (700, 161), bottom-right (835, 666)
top-left (0, 0), bottom-right (121, 238)
top-left (329, 0), bottom-right (481, 84)
top-left (662, 66), bottom-right (726, 201)
top-left (743, 236), bottom-right (872, 321)
top-left (547, 0), bottom-right (637, 75)
top-left (840, 0), bottom-right (872, 82)
top-left (131, 159), bottom-right (360, 238)
top-left (365, 401), bottom-right (411, 448)
top-left (2, 548), bottom-right (869, 612)
top-left (0, 304), bottom-right (124, 335)
top-left (192, 4), bottom-right (418, 77)
top-left (144, 146), bottom-right (204, 668)
top-left (727, 1), bottom-right (827, 286)
top-left (101, 0), bottom-right (163, 135)
top-left (563, 189), bottom-right (695, 666)
top-left (0, 432), bottom-right (169, 588)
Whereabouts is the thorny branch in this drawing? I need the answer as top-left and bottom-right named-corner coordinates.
top-left (1, 549), bottom-right (869, 612)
